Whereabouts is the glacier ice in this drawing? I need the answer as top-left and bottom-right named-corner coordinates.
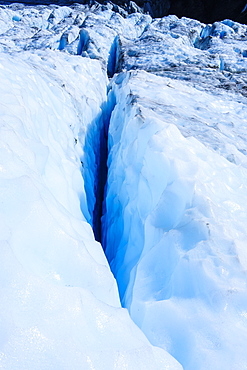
top-left (103, 70), bottom-right (247, 369)
top-left (1, 2), bottom-right (247, 369)
top-left (0, 30), bottom-right (180, 370)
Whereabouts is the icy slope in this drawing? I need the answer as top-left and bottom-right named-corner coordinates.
top-left (0, 47), bottom-right (180, 369)
top-left (103, 70), bottom-right (247, 369)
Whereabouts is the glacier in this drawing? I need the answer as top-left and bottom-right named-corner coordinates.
top-left (0, 2), bottom-right (247, 369)
top-left (103, 70), bottom-right (247, 369)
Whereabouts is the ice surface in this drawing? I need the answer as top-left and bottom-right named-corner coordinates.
top-left (119, 15), bottom-right (247, 95)
top-left (1, 2), bottom-right (247, 369)
top-left (1, 3), bottom-right (247, 92)
top-left (0, 3), bottom-right (151, 73)
top-left (103, 70), bottom-right (247, 369)
top-left (0, 43), bottom-right (179, 370)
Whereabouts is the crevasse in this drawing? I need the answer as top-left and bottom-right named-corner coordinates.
top-left (100, 69), bottom-right (247, 370)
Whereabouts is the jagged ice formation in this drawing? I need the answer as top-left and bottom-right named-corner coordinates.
top-left (0, 3), bottom-right (247, 370)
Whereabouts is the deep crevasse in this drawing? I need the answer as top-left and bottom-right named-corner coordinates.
top-left (0, 50), bottom-right (181, 369)
top-left (2, 4), bottom-right (247, 370)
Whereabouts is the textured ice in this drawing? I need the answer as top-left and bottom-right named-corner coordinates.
top-left (0, 46), bottom-right (179, 369)
top-left (103, 70), bottom-right (247, 369)
top-left (0, 3), bottom-right (152, 72)
top-left (119, 15), bottom-right (247, 95)
top-left (1, 2), bottom-right (247, 369)
top-left (1, 4), bottom-right (247, 94)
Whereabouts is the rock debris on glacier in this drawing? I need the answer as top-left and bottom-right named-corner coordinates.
top-left (0, 2), bottom-right (247, 370)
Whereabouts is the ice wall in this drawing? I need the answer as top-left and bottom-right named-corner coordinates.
top-left (103, 70), bottom-right (247, 369)
top-left (0, 51), bottom-right (181, 369)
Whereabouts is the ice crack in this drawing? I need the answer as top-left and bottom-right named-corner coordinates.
top-left (83, 83), bottom-right (116, 244)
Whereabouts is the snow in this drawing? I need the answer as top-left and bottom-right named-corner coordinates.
top-left (1, 2), bottom-right (247, 369)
